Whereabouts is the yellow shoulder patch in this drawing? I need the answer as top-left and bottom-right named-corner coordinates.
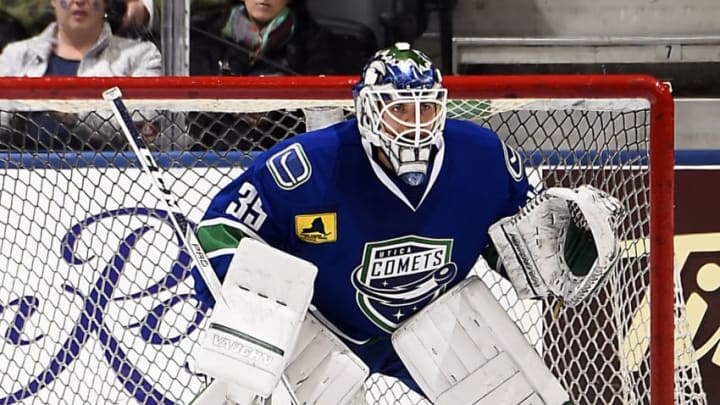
top-left (295, 213), bottom-right (337, 244)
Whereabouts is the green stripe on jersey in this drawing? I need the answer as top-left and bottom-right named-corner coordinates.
top-left (196, 223), bottom-right (245, 253)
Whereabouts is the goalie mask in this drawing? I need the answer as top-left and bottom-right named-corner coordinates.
top-left (353, 42), bottom-right (447, 186)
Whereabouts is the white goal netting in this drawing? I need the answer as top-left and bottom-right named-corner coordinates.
top-left (0, 76), bottom-right (707, 405)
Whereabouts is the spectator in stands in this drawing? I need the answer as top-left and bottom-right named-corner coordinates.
top-left (0, 0), bottom-right (161, 151)
top-left (190, 0), bottom-right (333, 76)
top-left (189, 0), bottom-right (337, 150)
top-left (1, 0), bottom-right (153, 38)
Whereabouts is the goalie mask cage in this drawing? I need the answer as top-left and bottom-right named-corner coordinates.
top-left (0, 75), bottom-right (705, 405)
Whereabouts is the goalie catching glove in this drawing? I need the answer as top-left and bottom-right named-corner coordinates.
top-left (488, 185), bottom-right (625, 306)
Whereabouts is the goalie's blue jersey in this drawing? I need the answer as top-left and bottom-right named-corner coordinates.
top-left (193, 118), bottom-right (530, 394)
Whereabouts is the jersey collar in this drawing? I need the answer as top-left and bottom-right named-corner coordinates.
top-left (360, 137), bottom-right (445, 212)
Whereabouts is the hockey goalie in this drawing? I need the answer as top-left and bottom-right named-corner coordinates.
top-left (188, 42), bottom-right (625, 405)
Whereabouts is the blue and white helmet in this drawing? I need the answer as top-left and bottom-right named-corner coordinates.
top-left (353, 42), bottom-right (447, 186)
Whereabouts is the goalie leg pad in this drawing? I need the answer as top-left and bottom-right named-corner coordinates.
top-left (284, 311), bottom-right (370, 405)
top-left (194, 238), bottom-right (318, 398)
top-left (189, 380), bottom-right (229, 405)
top-left (489, 184), bottom-right (624, 306)
top-left (189, 381), bottom-right (257, 405)
top-left (391, 276), bottom-right (570, 405)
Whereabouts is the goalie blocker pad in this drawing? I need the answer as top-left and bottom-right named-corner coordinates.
top-left (193, 238), bottom-right (318, 399)
top-left (488, 185), bottom-right (624, 306)
top-left (392, 276), bottom-right (570, 405)
top-left (285, 310), bottom-right (370, 405)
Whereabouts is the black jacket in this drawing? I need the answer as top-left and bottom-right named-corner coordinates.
top-left (189, 4), bottom-right (335, 76)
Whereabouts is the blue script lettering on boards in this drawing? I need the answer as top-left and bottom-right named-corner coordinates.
top-left (0, 208), bottom-right (210, 405)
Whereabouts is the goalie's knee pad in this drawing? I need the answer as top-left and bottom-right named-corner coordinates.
top-left (193, 238), bottom-right (318, 399)
top-left (285, 311), bottom-right (370, 405)
top-left (392, 276), bottom-right (570, 405)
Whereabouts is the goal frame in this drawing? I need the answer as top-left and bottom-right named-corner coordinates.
top-left (0, 74), bottom-right (675, 404)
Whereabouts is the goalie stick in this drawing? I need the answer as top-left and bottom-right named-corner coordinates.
top-left (102, 87), bottom-right (225, 304)
top-left (102, 87), bottom-right (300, 405)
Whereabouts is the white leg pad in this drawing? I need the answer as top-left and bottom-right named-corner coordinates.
top-left (193, 238), bottom-right (318, 399)
top-left (391, 276), bottom-right (570, 405)
top-left (190, 380), bottom-right (257, 405)
top-left (284, 312), bottom-right (369, 405)
top-left (189, 380), bottom-right (230, 405)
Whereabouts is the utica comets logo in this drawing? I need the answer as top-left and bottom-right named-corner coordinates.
top-left (352, 235), bottom-right (457, 333)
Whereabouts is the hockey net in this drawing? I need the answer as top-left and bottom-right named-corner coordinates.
top-left (0, 76), bottom-right (706, 405)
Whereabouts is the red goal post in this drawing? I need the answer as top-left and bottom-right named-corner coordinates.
top-left (0, 75), bottom-right (704, 405)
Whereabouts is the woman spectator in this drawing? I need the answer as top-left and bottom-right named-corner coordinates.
top-left (190, 0), bottom-right (334, 76)
top-left (2, 0), bottom-right (153, 38)
top-left (188, 0), bottom-right (338, 151)
top-left (0, 0), bottom-right (161, 151)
